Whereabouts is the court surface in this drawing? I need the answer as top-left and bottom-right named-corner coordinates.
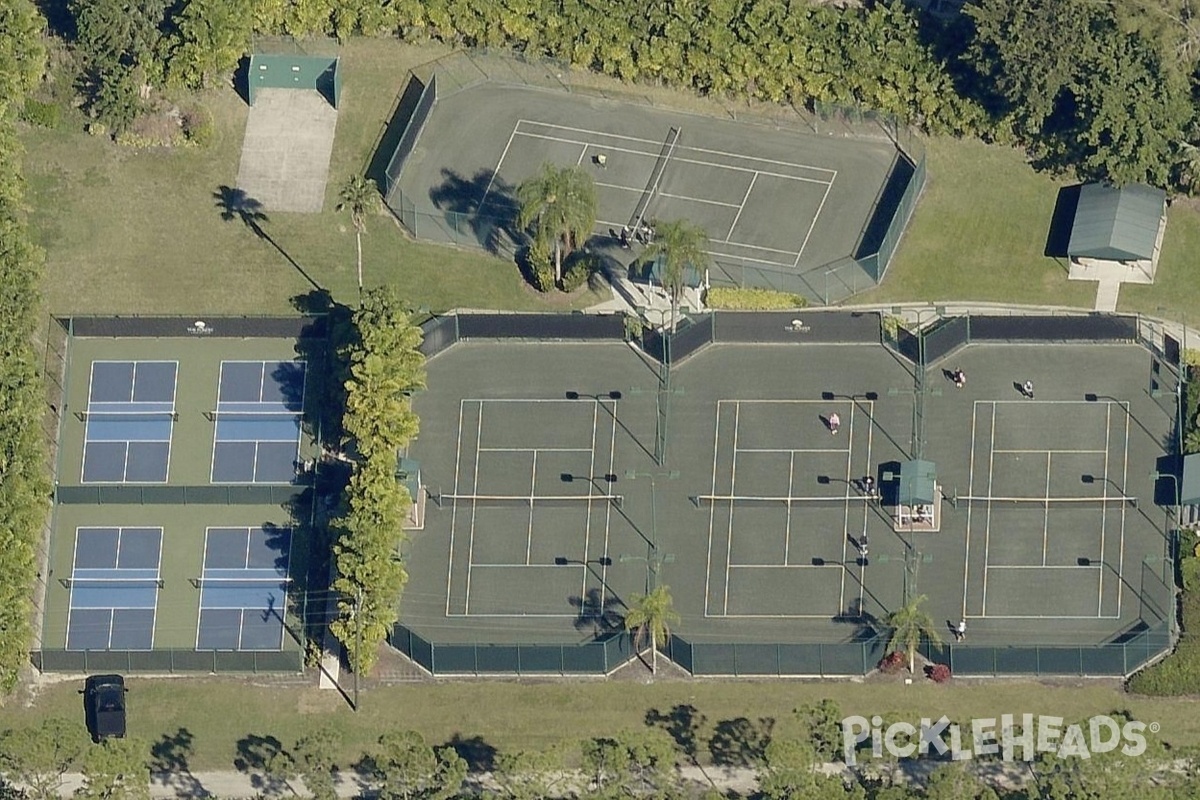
top-left (397, 83), bottom-right (895, 276)
top-left (403, 334), bottom-right (1172, 659)
top-left (42, 330), bottom-right (316, 659)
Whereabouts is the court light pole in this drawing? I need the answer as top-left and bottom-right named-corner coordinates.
top-left (1150, 470), bottom-right (1182, 557)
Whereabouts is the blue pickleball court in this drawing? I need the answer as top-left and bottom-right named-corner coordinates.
top-left (210, 360), bottom-right (306, 484)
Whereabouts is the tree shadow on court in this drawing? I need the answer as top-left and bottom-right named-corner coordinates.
top-left (428, 168), bottom-right (521, 254)
top-left (151, 728), bottom-right (203, 795)
top-left (708, 717), bottom-right (774, 768)
top-left (213, 185), bottom-right (323, 292)
top-left (832, 597), bottom-right (883, 637)
top-left (571, 587), bottom-right (625, 636)
top-left (234, 734), bottom-right (295, 796)
top-left (442, 733), bottom-right (497, 773)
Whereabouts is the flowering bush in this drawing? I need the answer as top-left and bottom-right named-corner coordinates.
top-left (927, 663), bottom-right (952, 683)
top-left (879, 651), bottom-right (907, 674)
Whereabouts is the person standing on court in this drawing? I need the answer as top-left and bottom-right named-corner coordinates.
top-left (955, 619), bottom-right (966, 642)
top-left (828, 411), bottom-right (841, 435)
top-left (1023, 380), bottom-right (1034, 399)
top-left (953, 368), bottom-right (966, 389)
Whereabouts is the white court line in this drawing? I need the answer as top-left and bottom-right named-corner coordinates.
top-left (736, 447), bottom-right (851, 454)
top-left (511, 130), bottom-right (834, 185)
top-left (464, 403), bottom-right (485, 615)
top-left (704, 402), bottom-right (722, 616)
top-left (658, 191), bottom-right (742, 208)
top-left (839, 402), bottom-right (855, 612)
top-left (598, 400), bottom-right (619, 617)
top-left (992, 448), bottom-right (1108, 455)
top-left (477, 447), bottom-right (592, 453)
top-left (575, 144), bottom-right (587, 166)
top-left (987, 565), bottom-right (1101, 570)
top-left (516, 119), bottom-right (839, 175)
top-left (709, 239), bottom-right (799, 256)
top-left (730, 564), bottom-right (842, 569)
top-left (783, 451), bottom-right (795, 564)
top-left (982, 402), bottom-right (997, 615)
top-left (525, 450), bottom-right (537, 565)
top-left (479, 126), bottom-right (519, 210)
top-left (1042, 451), bottom-right (1052, 567)
top-left (726, 173), bottom-right (757, 241)
top-left (1117, 404), bottom-right (1131, 617)
top-left (594, 182), bottom-right (643, 193)
top-left (1099, 403), bottom-right (1111, 613)
top-left (985, 614), bottom-right (1122, 620)
top-left (962, 403), bottom-right (979, 617)
top-left (793, 176), bottom-right (836, 269)
top-left (723, 402), bottom-right (742, 616)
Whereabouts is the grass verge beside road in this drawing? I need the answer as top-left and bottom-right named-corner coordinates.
top-left (6, 677), bottom-right (1200, 770)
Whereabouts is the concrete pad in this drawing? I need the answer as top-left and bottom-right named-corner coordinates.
top-left (237, 89), bottom-right (338, 213)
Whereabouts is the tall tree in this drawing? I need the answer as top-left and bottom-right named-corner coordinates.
top-left (642, 218), bottom-right (710, 332)
top-left (166, 0), bottom-right (254, 89)
top-left (516, 163), bottom-right (597, 286)
top-left (623, 584), bottom-right (680, 676)
top-left (0, 719), bottom-right (85, 800)
top-left (70, 0), bottom-right (169, 72)
top-left (337, 174), bottom-right (380, 294)
top-left (292, 728), bottom-right (341, 800)
top-left (884, 594), bottom-right (941, 674)
top-left (0, 0), bottom-right (45, 116)
top-left (75, 737), bottom-right (150, 800)
top-left (368, 730), bottom-right (466, 800)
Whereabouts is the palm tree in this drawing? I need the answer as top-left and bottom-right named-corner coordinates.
top-left (337, 174), bottom-right (380, 293)
top-left (623, 584), bottom-right (680, 676)
top-left (516, 164), bottom-right (597, 286)
top-left (884, 594), bottom-right (942, 674)
top-left (642, 218), bottom-right (710, 332)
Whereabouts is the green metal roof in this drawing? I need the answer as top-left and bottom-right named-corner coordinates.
top-left (1182, 455), bottom-right (1200, 506)
top-left (1068, 182), bottom-right (1165, 261)
top-left (898, 459), bottom-right (937, 505)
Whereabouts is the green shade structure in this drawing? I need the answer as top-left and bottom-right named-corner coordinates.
top-left (898, 459), bottom-right (937, 506)
top-left (1068, 182), bottom-right (1166, 262)
top-left (396, 456), bottom-right (421, 501)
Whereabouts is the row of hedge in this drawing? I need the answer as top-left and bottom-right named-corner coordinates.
top-left (1127, 532), bottom-right (1197, 695)
top-left (0, 0), bottom-right (52, 691)
top-left (330, 288), bottom-right (426, 673)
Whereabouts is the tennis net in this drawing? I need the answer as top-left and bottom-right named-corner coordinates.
top-left (61, 577), bottom-right (164, 589)
top-left (692, 494), bottom-right (873, 508)
top-left (77, 410), bottom-right (178, 422)
top-left (629, 126), bottom-right (681, 230)
top-left (951, 495), bottom-right (1137, 509)
top-left (432, 494), bottom-right (623, 509)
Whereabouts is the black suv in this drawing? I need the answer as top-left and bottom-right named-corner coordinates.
top-left (84, 674), bottom-right (127, 741)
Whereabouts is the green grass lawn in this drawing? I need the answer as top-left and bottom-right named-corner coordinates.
top-left (5, 677), bottom-right (1200, 770)
top-left (860, 136), bottom-right (1200, 320)
top-left (858, 137), bottom-right (1095, 309)
top-left (20, 39), bottom-right (605, 316)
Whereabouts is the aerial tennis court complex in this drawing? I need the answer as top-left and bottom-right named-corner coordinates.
top-left (381, 53), bottom-right (916, 303)
top-left (394, 311), bottom-right (1177, 676)
top-left (36, 317), bottom-right (324, 672)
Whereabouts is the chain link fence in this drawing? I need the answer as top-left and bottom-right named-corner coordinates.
top-left (32, 648), bottom-right (303, 673)
top-left (389, 625), bottom-right (635, 675)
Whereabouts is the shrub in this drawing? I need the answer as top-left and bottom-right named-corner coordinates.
top-left (623, 313), bottom-right (644, 342)
top-left (878, 651), bottom-right (906, 674)
top-left (926, 663), bottom-right (952, 683)
top-left (522, 240), bottom-right (555, 292)
top-left (181, 104), bottom-right (215, 148)
top-left (19, 98), bottom-right (59, 129)
top-left (706, 286), bottom-right (806, 310)
top-left (561, 251), bottom-right (599, 292)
